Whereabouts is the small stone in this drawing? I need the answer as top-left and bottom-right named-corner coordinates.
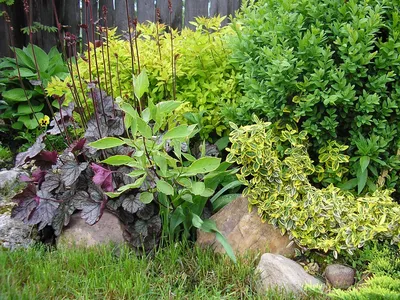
top-left (324, 264), bottom-right (355, 289)
top-left (256, 253), bottom-right (324, 295)
top-left (57, 211), bottom-right (125, 248)
top-left (196, 196), bottom-right (296, 257)
top-left (0, 169), bottom-right (21, 190)
top-left (0, 214), bottom-right (35, 250)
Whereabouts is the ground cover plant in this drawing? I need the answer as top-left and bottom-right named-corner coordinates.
top-left (227, 0), bottom-right (400, 195)
top-left (226, 118), bottom-right (400, 256)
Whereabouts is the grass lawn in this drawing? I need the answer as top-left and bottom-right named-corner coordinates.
top-left (0, 242), bottom-right (310, 299)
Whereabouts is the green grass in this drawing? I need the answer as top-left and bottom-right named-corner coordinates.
top-left (0, 242), bottom-right (309, 299)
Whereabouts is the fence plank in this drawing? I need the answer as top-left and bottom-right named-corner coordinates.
top-left (114, 0), bottom-right (135, 33)
top-left (29, 0), bottom-right (57, 53)
top-left (82, 0), bottom-right (98, 46)
top-left (59, 0), bottom-right (80, 43)
top-left (137, 0), bottom-right (155, 24)
top-left (210, 0), bottom-right (228, 25)
top-left (184, 0), bottom-right (209, 29)
top-left (156, 0), bottom-right (183, 29)
top-left (229, 0), bottom-right (242, 15)
top-left (99, 0), bottom-right (114, 29)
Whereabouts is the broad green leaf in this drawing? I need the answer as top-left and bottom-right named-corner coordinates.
top-left (18, 113), bottom-right (43, 129)
top-left (215, 232), bottom-right (237, 263)
top-left (359, 156), bottom-right (370, 173)
top-left (101, 155), bottom-right (135, 166)
top-left (215, 136), bottom-right (230, 151)
top-left (177, 177), bottom-right (192, 188)
top-left (14, 48), bottom-right (34, 69)
top-left (105, 191), bottom-right (123, 198)
top-left (153, 154), bottom-right (167, 175)
top-left (212, 194), bottom-right (241, 212)
top-left (357, 169), bottom-right (368, 194)
top-left (158, 101), bottom-right (181, 114)
top-left (157, 180), bottom-right (174, 196)
top-left (170, 206), bottom-right (185, 236)
top-left (11, 67), bottom-right (36, 78)
top-left (201, 188), bottom-right (214, 198)
top-left (2, 88), bottom-right (32, 102)
top-left (210, 180), bottom-right (242, 203)
top-left (181, 194), bottom-right (193, 202)
top-left (128, 169), bottom-right (146, 177)
top-left (191, 182), bottom-right (205, 196)
top-left (338, 178), bottom-right (358, 190)
top-left (17, 103), bottom-right (44, 114)
top-left (25, 44), bottom-right (49, 72)
top-left (139, 192), bottom-right (154, 204)
top-left (163, 125), bottom-right (197, 140)
top-left (133, 69), bottom-right (149, 99)
top-left (117, 175), bottom-right (146, 192)
top-left (136, 117), bottom-right (152, 138)
top-left (88, 137), bottom-right (125, 149)
top-left (185, 157), bottom-right (221, 175)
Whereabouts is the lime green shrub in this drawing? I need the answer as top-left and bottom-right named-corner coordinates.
top-left (47, 16), bottom-right (241, 139)
top-left (226, 118), bottom-right (400, 254)
top-left (226, 0), bottom-right (400, 193)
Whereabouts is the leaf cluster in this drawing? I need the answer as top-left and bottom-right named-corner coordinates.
top-left (227, 118), bottom-right (400, 255)
top-left (0, 45), bottom-right (68, 130)
top-left (227, 0), bottom-right (400, 193)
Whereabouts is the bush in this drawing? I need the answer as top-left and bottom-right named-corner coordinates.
top-left (226, 0), bottom-right (400, 193)
top-left (226, 118), bottom-right (400, 254)
top-left (47, 17), bottom-right (241, 140)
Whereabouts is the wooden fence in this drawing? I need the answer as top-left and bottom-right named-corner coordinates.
top-left (0, 0), bottom-right (242, 58)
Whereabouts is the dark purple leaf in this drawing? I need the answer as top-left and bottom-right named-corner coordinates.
top-left (11, 198), bottom-right (37, 223)
top-left (47, 120), bottom-right (73, 135)
top-left (107, 116), bottom-right (124, 136)
top-left (31, 168), bottom-right (46, 186)
top-left (72, 191), bottom-right (90, 209)
top-left (47, 101), bottom-right (75, 135)
top-left (87, 82), bottom-right (96, 89)
top-left (52, 197), bottom-right (76, 236)
top-left (134, 219), bottom-right (148, 236)
top-left (91, 163), bottom-right (114, 192)
top-left (88, 183), bottom-right (105, 202)
top-left (20, 174), bottom-right (32, 182)
top-left (60, 160), bottom-right (89, 187)
top-left (70, 138), bottom-right (86, 152)
top-left (137, 203), bottom-right (155, 220)
top-left (122, 193), bottom-right (145, 214)
top-left (84, 117), bottom-right (108, 143)
top-left (41, 172), bottom-right (61, 193)
top-left (33, 151), bottom-right (58, 168)
top-left (15, 133), bottom-right (46, 167)
top-left (36, 191), bottom-right (59, 230)
top-left (12, 183), bottom-right (37, 205)
top-left (81, 201), bottom-right (101, 225)
top-left (106, 196), bottom-right (124, 211)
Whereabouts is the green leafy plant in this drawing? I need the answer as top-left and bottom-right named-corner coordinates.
top-left (89, 70), bottom-right (237, 261)
top-left (47, 16), bottom-right (241, 140)
top-left (226, 117), bottom-right (400, 255)
top-left (0, 44), bottom-right (68, 130)
top-left (227, 0), bottom-right (400, 193)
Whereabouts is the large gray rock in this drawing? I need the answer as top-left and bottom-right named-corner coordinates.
top-left (324, 264), bottom-right (355, 289)
top-left (256, 253), bottom-right (324, 295)
top-left (57, 211), bottom-right (126, 248)
top-left (0, 214), bottom-right (35, 250)
top-left (197, 196), bottom-right (296, 257)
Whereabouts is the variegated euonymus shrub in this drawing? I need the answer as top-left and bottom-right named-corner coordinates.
top-left (226, 117), bottom-right (400, 256)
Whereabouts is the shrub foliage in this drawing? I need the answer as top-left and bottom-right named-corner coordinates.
top-left (226, 118), bottom-right (400, 254)
top-left (227, 0), bottom-right (400, 193)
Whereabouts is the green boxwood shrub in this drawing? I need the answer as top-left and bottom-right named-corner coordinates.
top-left (226, 0), bottom-right (400, 193)
top-left (226, 118), bottom-right (400, 255)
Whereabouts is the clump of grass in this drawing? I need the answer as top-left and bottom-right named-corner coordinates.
top-left (0, 242), bottom-right (258, 299)
top-left (0, 242), bottom-right (321, 299)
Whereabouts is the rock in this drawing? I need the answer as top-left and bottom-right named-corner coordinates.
top-left (0, 214), bottom-right (35, 250)
top-left (0, 169), bottom-right (23, 190)
top-left (256, 253), bottom-right (324, 295)
top-left (324, 264), bottom-right (355, 289)
top-left (196, 196), bottom-right (296, 257)
top-left (57, 211), bottom-right (125, 248)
